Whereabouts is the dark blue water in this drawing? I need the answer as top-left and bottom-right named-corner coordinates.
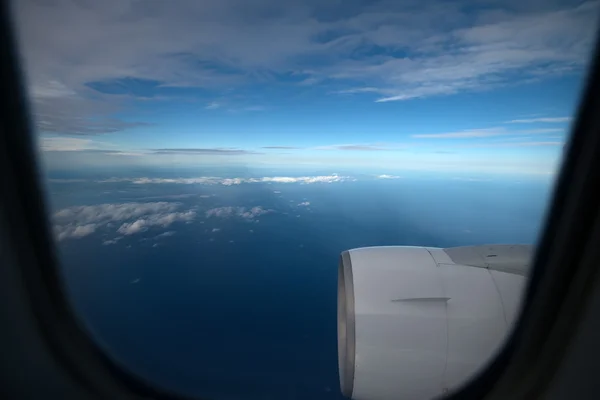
top-left (48, 172), bottom-right (553, 399)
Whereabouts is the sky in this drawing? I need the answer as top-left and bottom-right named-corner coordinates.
top-left (11, 0), bottom-right (599, 175)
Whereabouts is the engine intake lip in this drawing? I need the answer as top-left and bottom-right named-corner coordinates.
top-left (338, 251), bottom-right (356, 398)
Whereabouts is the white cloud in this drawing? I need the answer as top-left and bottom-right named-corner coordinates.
top-left (54, 223), bottom-right (98, 241)
top-left (377, 174), bottom-right (401, 179)
top-left (117, 220), bottom-right (148, 235)
top-left (102, 236), bottom-right (123, 245)
top-left (97, 175), bottom-right (350, 185)
top-left (256, 175), bottom-right (348, 184)
top-left (39, 137), bottom-right (119, 152)
top-left (262, 146), bottom-right (302, 150)
top-left (314, 144), bottom-right (393, 151)
top-left (211, 228), bottom-right (221, 232)
top-left (221, 178), bottom-right (245, 185)
top-left (412, 128), bottom-right (507, 139)
top-left (412, 127), bottom-right (565, 139)
top-left (99, 177), bottom-right (219, 184)
top-left (152, 148), bottom-right (257, 156)
top-left (463, 141), bottom-right (564, 148)
top-left (40, 137), bottom-right (91, 151)
top-left (117, 211), bottom-right (196, 235)
top-left (297, 202), bottom-right (310, 207)
top-left (518, 128), bottom-right (564, 134)
top-left (206, 206), bottom-right (273, 220)
top-left (205, 102), bottom-right (221, 110)
top-left (31, 80), bottom-right (76, 98)
top-left (506, 117), bottom-right (572, 123)
top-left (155, 231), bottom-right (176, 239)
top-left (53, 202), bottom-right (195, 240)
top-left (54, 202), bottom-right (180, 224)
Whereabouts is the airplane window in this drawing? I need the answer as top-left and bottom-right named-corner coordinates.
top-left (10, 0), bottom-right (598, 399)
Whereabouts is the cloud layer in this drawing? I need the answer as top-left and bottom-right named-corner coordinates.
top-left (14, 0), bottom-right (598, 134)
top-left (53, 202), bottom-right (196, 240)
top-left (98, 174), bottom-right (350, 185)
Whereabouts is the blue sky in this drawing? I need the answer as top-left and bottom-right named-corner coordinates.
top-left (13, 0), bottom-right (598, 175)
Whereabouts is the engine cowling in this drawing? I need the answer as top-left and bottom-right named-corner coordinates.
top-left (338, 245), bottom-right (530, 400)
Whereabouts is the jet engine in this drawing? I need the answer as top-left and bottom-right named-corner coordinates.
top-left (338, 245), bottom-right (531, 400)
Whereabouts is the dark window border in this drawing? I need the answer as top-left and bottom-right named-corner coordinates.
top-left (1, 1), bottom-right (600, 399)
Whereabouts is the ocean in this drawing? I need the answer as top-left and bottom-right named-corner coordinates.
top-left (46, 170), bottom-right (553, 399)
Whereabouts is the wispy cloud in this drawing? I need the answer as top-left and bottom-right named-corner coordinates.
top-left (315, 144), bottom-right (401, 151)
top-left (335, 87), bottom-right (382, 95)
top-left (462, 141), bottom-right (564, 148)
top-left (155, 231), bottom-right (176, 239)
top-left (506, 117), bottom-right (572, 123)
top-left (517, 128), bottom-right (564, 134)
top-left (54, 223), bottom-right (97, 240)
top-left (40, 137), bottom-right (112, 152)
top-left (205, 102), bottom-right (221, 110)
top-left (39, 136), bottom-right (146, 156)
top-left (206, 206), bottom-right (273, 220)
top-left (117, 211), bottom-right (195, 235)
top-left (265, 144), bottom-right (401, 151)
top-left (262, 146), bottom-right (302, 150)
top-left (412, 127), bottom-right (564, 139)
top-left (35, 97), bottom-right (151, 135)
top-left (370, 3), bottom-right (598, 101)
top-left (102, 236), bottom-right (123, 246)
top-left (412, 128), bottom-right (506, 139)
top-left (151, 148), bottom-right (260, 155)
top-left (44, 144), bottom-right (256, 156)
top-left (53, 202), bottom-right (195, 240)
top-left (53, 202), bottom-right (181, 224)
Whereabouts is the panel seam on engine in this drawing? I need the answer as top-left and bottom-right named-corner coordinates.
top-left (488, 269), bottom-right (509, 327)
top-left (425, 247), bottom-right (440, 267)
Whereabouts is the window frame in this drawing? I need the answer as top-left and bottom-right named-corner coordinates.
top-left (1, 2), bottom-right (600, 399)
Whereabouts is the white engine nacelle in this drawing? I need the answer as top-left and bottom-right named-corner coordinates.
top-left (338, 245), bottom-right (531, 400)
